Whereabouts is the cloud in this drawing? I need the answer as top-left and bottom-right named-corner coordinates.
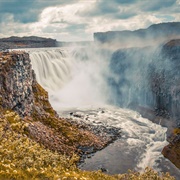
top-left (0, 0), bottom-right (76, 23)
top-left (140, 0), bottom-right (177, 12)
top-left (78, 0), bottom-right (137, 19)
top-left (113, 0), bottom-right (137, 4)
top-left (0, 0), bottom-right (179, 41)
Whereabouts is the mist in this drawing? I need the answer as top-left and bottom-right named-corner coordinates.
top-left (29, 37), bottom-right (180, 124)
top-left (30, 46), bottom-right (112, 110)
top-left (51, 46), bottom-right (112, 109)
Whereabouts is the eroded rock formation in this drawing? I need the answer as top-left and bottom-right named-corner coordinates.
top-left (0, 51), bottom-right (34, 116)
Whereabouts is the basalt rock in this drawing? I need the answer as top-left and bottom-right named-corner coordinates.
top-left (162, 132), bottom-right (180, 169)
top-left (0, 51), bottom-right (34, 116)
top-left (109, 39), bottom-right (180, 124)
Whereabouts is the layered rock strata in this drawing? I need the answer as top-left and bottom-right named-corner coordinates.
top-left (0, 51), bottom-right (34, 116)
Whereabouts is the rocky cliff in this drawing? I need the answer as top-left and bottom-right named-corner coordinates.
top-left (0, 51), bottom-right (111, 156)
top-left (108, 39), bottom-right (180, 169)
top-left (0, 51), bottom-right (34, 116)
top-left (109, 39), bottom-right (180, 122)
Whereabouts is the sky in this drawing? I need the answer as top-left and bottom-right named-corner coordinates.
top-left (0, 0), bottom-right (179, 41)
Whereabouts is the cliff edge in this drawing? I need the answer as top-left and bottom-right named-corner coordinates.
top-left (0, 51), bottom-right (109, 155)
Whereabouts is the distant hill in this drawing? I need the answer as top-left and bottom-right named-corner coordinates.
top-left (94, 22), bottom-right (180, 48)
top-left (0, 36), bottom-right (94, 49)
top-left (57, 41), bottom-right (93, 47)
top-left (0, 36), bottom-right (57, 49)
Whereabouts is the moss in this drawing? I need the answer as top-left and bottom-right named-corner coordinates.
top-left (0, 112), bottom-right (77, 180)
top-left (162, 128), bottom-right (180, 169)
top-left (32, 83), bottom-right (56, 117)
top-left (0, 112), bottom-right (175, 180)
top-left (2, 111), bottom-right (28, 134)
top-left (31, 82), bottom-right (103, 151)
top-left (173, 128), bottom-right (180, 135)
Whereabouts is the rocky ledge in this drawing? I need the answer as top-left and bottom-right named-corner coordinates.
top-left (162, 129), bottom-right (180, 169)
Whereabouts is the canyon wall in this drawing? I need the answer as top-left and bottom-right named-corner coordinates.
top-left (108, 40), bottom-right (180, 125)
top-left (107, 39), bottom-right (180, 168)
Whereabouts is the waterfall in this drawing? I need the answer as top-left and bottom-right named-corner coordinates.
top-left (28, 47), bottom-right (180, 178)
top-left (30, 48), bottom-right (73, 92)
top-left (29, 47), bottom-right (111, 108)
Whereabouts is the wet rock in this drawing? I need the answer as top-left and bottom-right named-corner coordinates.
top-left (162, 134), bottom-right (180, 169)
top-left (100, 167), bottom-right (108, 172)
top-left (73, 113), bottom-right (83, 118)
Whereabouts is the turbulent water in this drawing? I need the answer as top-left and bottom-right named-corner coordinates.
top-left (29, 47), bottom-right (180, 178)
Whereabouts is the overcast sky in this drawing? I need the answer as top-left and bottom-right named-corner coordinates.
top-left (0, 0), bottom-right (179, 41)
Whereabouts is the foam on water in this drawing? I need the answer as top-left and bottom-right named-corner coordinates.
top-left (58, 105), bottom-right (180, 178)
top-left (58, 105), bottom-right (168, 170)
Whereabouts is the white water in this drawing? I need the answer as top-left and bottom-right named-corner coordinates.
top-left (29, 47), bottom-right (180, 178)
top-left (59, 106), bottom-right (169, 172)
top-left (30, 48), bottom-right (73, 91)
top-left (30, 47), bottom-right (110, 108)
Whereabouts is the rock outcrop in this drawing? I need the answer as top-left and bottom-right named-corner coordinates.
top-left (162, 132), bottom-right (180, 169)
top-left (0, 51), bottom-right (34, 116)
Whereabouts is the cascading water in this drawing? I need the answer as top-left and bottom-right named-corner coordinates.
top-left (28, 46), bottom-right (180, 178)
top-left (30, 48), bottom-right (73, 91)
top-left (30, 46), bottom-right (111, 108)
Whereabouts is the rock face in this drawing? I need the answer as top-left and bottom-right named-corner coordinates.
top-left (109, 46), bottom-right (155, 108)
top-left (162, 133), bottom-right (180, 169)
top-left (150, 40), bottom-right (180, 121)
top-left (0, 36), bottom-right (57, 49)
top-left (109, 39), bottom-right (180, 124)
top-left (94, 22), bottom-right (180, 48)
top-left (0, 51), bottom-right (34, 116)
